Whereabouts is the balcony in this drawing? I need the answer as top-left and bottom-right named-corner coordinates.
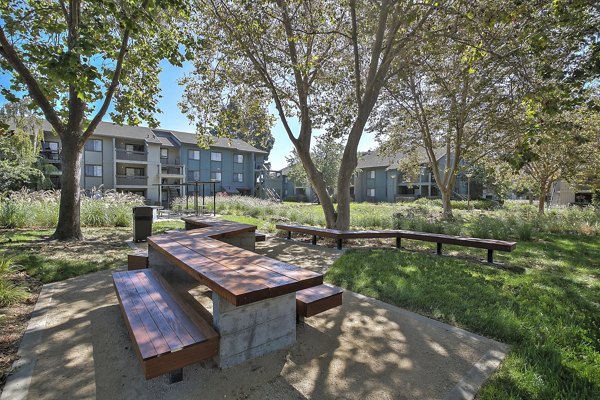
top-left (40, 150), bottom-right (61, 162)
top-left (116, 175), bottom-right (148, 186)
top-left (160, 164), bottom-right (184, 176)
top-left (116, 149), bottom-right (147, 162)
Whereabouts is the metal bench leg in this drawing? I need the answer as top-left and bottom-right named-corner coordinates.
top-left (287, 231), bottom-right (292, 240)
top-left (436, 243), bottom-right (442, 255)
top-left (169, 368), bottom-right (183, 384)
top-left (337, 239), bottom-right (343, 250)
top-left (487, 249), bottom-right (494, 263)
top-left (396, 237), bottom-right (401, 248)
top-left (312, 235), bottom-right (317, 245)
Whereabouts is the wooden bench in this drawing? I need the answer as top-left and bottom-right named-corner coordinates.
top-left (296, 284), bottom-right (343, 322)
top-left (276, 224), bottom-right (516, 263)
top-left (254, 232), bottom-right (267, 242)
top-left (112, 269), bottom-right (219, 380)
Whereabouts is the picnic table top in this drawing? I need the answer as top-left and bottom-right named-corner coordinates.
top-left (148, 220), bottom-right (323, 306)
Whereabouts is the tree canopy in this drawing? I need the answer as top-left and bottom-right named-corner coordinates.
top-left (0, 0), bottom-right (190, 239)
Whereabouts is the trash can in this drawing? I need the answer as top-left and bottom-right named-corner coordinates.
top-left (132, 206), bottom-right (154, 242)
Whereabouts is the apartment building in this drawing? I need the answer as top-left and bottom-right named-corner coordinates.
top-left (353, 149), bottom-right (481, 203)
top-left (39, 121), bottom-right (268, 206)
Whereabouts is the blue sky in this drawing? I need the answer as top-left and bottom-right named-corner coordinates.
top-left (1, 60), bottom-right (378, 170)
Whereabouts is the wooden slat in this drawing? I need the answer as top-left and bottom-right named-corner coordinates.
top-left (129, 272), bottom-right (186, 352)
top-left (113, 273), bottom-right (157, 359)
top-left (114, 272), bottom-right (171, 358)
top-left (134, 271), bottom-right (200, 346)
top-left (296, 284), bottom-right (343, 318)
top-left (174, 237), bottom-right (302, 297)
top-left (148, 238), bottom-right (271, 306)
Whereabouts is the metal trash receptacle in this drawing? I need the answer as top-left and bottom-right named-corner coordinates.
top-left (133, 206), bottom-right (154, 242)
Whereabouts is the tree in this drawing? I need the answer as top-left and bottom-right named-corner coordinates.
top-left (183, 0), bottom-right (436, 229)
top-left (0, 99), bottom-right (44, 193)
top-left (375, 1), bottom-right (521, 219)
top-left (512, 93), bottom-right (600, 213)
top-left (0, 0), bottom-right (189, 240)
top-left (285, 135), bottom-right (344, 198)
top-left (208, 99), bottom-right (275, 156)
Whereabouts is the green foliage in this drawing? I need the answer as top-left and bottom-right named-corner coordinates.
top-left (0, 255), bottom-right (28, 307)
top-left (326, 235), bottom-right (600, 399)
top-left (0, 189), bottom-right (144, 228)
top-left (286, 135), bottom-right (345, 195)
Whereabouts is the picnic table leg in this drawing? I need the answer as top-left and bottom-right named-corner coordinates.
top-left (312, 235), bottom-right (317, 245)
top-left (337, 238), bottom-right (343, 250)
top-left (287, 231), bottom-right (292, 240)
top-left (436, 243), bottom-right (442, 255)
top-left (487, 249), bottom-right (494, 263)
top-left (396, 237), bottom-right (401, 248)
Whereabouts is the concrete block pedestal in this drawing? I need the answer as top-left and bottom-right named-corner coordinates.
top-left (212, 292), bottom-right (296, 368)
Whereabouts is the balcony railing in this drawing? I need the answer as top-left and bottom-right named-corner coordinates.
top-left (116, 149), bottom-right (147, 162)
top-left (160, 157), bottom-right (180, 165)
top-left (40, 150), bottom-right (60, 162)
top-left (116, 175), bottom-right (148, 186)
top-left (161, 164), bottom-right (184, 176)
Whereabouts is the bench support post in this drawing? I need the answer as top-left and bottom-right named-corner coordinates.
top-left (396, 237), bottom-right (401, 249)
top-left (287, 231), bottom-right (292, 240)
top-left (487, 249), bottom-right (494, 263)
top-left (337, 238), bottom-right (343, 250)
top-left (436, 243), bottom-right (442, 255)
top-left (312, 235), bottom-right (317, 245)
top-left (169, 368), bottom-right (183, 384)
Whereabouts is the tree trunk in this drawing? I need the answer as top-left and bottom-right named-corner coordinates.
top-left (441, 189), bottom-right (453, 220)
top-left (538, 181), bottom-right (548, 214)
top-left (52, 138), bottom-right (84, 241)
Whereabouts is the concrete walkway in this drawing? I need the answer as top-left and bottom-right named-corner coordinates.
top-left (2, 238), bottom-right (508, 400)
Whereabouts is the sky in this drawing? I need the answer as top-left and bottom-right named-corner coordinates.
top-left (1, 60), bottom-right (378, 170)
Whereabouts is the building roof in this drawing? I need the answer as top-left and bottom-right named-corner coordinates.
top-left (357, 147), bottom-right (447, 170)
top-left (41, 121), bottom-right (162, 144)
top-left (156, 136), bottom-right (176, 148)
top-left (160, 129), bottom-right (268, 154)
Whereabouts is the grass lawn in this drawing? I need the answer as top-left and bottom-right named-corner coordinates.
top-left (326, 234), bottom-right (600, 399)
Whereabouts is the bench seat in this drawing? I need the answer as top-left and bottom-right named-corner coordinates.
top-left (296, 284), bottom-right (343, 319)
top-left (276, 223), bottom-right (517, 263)
top-left (254, 232), bottom-right (267, 242)
top-left (113, 269), bottom-right (219, 379)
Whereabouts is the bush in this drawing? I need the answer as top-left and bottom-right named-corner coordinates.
top-left (0, 189), bottom-right (144, 229)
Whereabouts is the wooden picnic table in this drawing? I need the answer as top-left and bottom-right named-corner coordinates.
top-left (146, 220), bottom-right (324, 368)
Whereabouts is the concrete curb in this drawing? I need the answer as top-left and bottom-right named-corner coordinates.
top-left (1, 284), bottom-right (54, 400)
top-left (444, 349), bottom-right (508, 400)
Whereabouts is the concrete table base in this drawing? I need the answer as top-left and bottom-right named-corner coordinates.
top-left (212, 292), bottom-right (296, 368)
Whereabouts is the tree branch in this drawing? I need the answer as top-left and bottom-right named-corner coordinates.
top-left (0, 26), bottom-right (64, 133)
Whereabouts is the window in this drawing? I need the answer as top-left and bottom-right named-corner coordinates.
top-left (44, 141), bottom-right (59, 151)
top-left (189, 170), bottom-right (200, 181)
top-left (233, 173), bottom-right (243, 182)
top-left (160, 148), bottom-right (168, 159)
top-left (125, 143), bottom-right (144, 152)
top-left (85, 139), bottom-right (102, 152)
top-left (211, 152), bottom-right (222, 162)
top-left (125, 167), bottom-right (145, 177)
top-left (367, 188), bottom-right (376, 197)
top-left (85, 165), bottom-right (102, 177)
top-left (397, 186), bottom-right (415, 195)
top-left (368, 170), bottom-right (376, 179)
top-left (211, 172), bottom-right (222, 181)
top-left (234, 154), bottom-right (243, 164)
top-left (188, 150), bottom-right (200, 160)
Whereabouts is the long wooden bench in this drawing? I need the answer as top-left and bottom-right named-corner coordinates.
top-left (276, 223), bottom-right (516, 263)
top-left (296, 284), bottom-right (343, 322)
top-left (112, 269), bottom-right (219, 380)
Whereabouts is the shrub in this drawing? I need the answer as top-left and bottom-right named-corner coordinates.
top-left (0, 255), bottom-right (29, 307)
